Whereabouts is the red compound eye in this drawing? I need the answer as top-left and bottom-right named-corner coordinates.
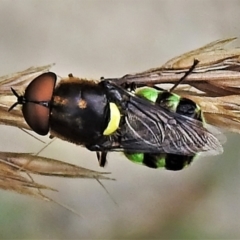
top-left (22, 72), bottom-right (57, 135)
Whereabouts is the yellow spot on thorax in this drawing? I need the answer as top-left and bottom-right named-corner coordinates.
top-left (53, 96), bottom-right (68, 105)
top-left (103, 103), bottom-right (121, 135)
top-left (78, 99), bottom-right (87, 109)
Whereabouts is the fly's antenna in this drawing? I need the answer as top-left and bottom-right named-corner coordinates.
top-left (169, 59), bottom-right (199, 92)
top-left (8, 87), bottom-right (51, 112)
top-left (8, 88), bottom-right (25, 111)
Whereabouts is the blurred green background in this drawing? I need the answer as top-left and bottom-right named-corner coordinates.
top-left (0, 0), bottom-right (240, 239)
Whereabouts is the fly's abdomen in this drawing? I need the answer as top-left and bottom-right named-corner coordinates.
top-left (50, 79), bottom-right (110, 146)
top-left (124, 87), bottom-right (204, 171)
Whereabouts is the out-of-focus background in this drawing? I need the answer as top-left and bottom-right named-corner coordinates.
top-left (0, 0), bottom-right (240, 239)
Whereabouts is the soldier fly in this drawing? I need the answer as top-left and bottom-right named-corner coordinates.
top-left (9, 60), bottom-right (223, 170)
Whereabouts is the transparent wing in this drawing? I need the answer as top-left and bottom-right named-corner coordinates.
top-left (118, 93), bottom-right (223, 156)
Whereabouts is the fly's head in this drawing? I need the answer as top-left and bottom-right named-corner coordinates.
top-left (9, 72), bottom-right (57, 135)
